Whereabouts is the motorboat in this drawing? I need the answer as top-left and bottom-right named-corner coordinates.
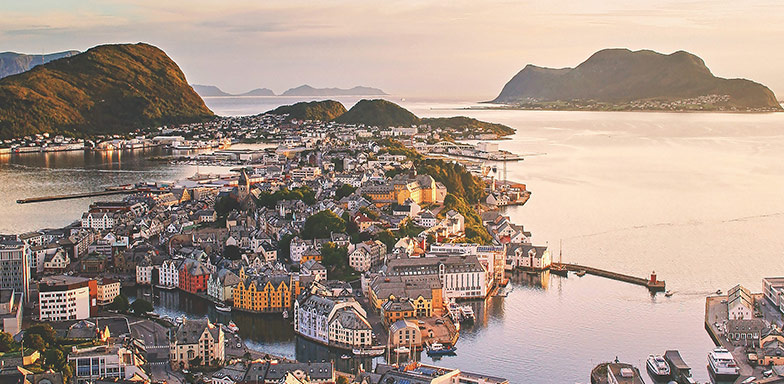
top-left (227, 321), bottom-right (239, 333)
top-left (646, 354), bottom-right (671, 379)
top-left (215, 303), bottom-right (232, 313)
top-left (340, 354), bottom-right (351, 360)
top-left (716, 289), bottom-right (723, 295)
top-left (665, 290), bottom-right (674, 297)
top-left (426, 343), bottom-right (457, 356)
top-left (394, 346), bottom-right (410, 355)
top-left (175, 316), bottom-right (185, 325)
top-left (352, 347), bottom-right (385, 357)
top-left (707, 348), bottom-right (740, 380)
top-left (575, 270), bottom-right (587, 277)
top-left (282, 311), bottom-right (289, 319)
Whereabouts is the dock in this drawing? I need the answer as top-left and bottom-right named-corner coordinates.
top-left (551, 262), bottom-right (666, 292)
top-left (16, 189), bottom-right (139, 204)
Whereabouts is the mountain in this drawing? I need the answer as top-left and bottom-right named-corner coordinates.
top-left (192, 84), bottom-right (276, 97)
top-left (281, 84), bottom-right (387, 96)
top-left (192, 84), bottom-right (231, 97)
top-left (267, 100), bottom-right (347, 121)
top-left (0, 50), bottom-right (80, 79)
top-left (492, 48), bottom-right (781, 111)
top-left (0, 43), bottom-right (213, 139)
top-left (333, 99), bottom-right (419, 127)
top-left (237, 88), bottom-right (275, 97)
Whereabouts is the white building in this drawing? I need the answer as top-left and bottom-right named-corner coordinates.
top-left (81, 212), bottom-right (115, 230)
top-left (507, 244), bottom-right (551, 271)
top-left (294, 290), bottom-right (371, 348)
top-left (170, 319), bottom-right (225, 369)
top-left (157, 259), bottom-right (180, 288)
top-left (38, 275), bottom-right (93, 322)
top-left (135, 260), bottom-right (153, 285)
top-left (97, 279), bottom-right (121, 306)
top-left (387, 254), bottom-right (489, 300)
top-left (347, 240), bottom-right (386, 273)
top-left (328, 307), bottom-right (372, 348)
top-left (291, 167), bottom-right (321, 180)
top-left (763, 277), bottom-right (784, 314)
top-left (289, 237), bottom-right (310, 263)
top-left (207, 269), bottom-right (241, 303)
top-left (69, 343), bottom-right (148, 384)
top-left (727, 284), bottom-right (753, 320)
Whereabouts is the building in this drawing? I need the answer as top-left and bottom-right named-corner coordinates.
top-left (179, 258), bottom-right (211, 294)
top-left (157, 259), bottom-right (180, 288)
top-left (376, 362), bottom-right (508, 384)
top-left (389, 319), bottom-right (421, 347)
top-left (42, 249), bottom-right (70, 274)
top-left (294, 290), bottom-right (371, 348)
top-left (170, 319), bottom-right (224, 369)
top-left (369, 274), bottom-right (444, 317)
top-left (96, 279), bottom-right (120, 306)
top-left (381, 298), bottom-right (416, 325)
top-left (233, 273), bottom-right (293, 313)
top-left (69, 343), bottom-right (148, 384)
top-left (728, 284), bottom-right (753, 320)
top-left (386, 254), bottom-right (489, 300)
top-left (301, 259), bottom-right (327, 281)
top-left (0, 288), bottom-right (22, 335)
top-left (81, 212), bottom-right (115, 230)
top-left (363, 173), bottom-right (447, 206)
top-left (0, 242), bottom-right (31, 301)
top-left (135, 259), bottom-right (153, 285)
top-left (243, 361), bottom-right (335, 384)
top-left (38, 275), bottom-right (96, 321)
top-left (348, 240), bottom-right (387, 273)
top-left (207, 268), bottom-right (241, 303)
top-left (763, 277), bottom-right (784, 314)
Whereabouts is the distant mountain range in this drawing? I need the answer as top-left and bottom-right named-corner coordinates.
top-left (492, 48), bottom-right (781, 111)
top-left (0, 43), bottom-right (213, 139)
top-left (0, 50), bottom-right (80, 79)
top-left (192, 84), bottom-right (386, 97)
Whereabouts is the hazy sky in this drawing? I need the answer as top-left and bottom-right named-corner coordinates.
top-left (2, 0), bottom-right (782, 99)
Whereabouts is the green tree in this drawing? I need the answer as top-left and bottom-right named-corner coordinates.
top-left (0, 331), bottom-right (15, 352)
top-left (337, 376), bottom-right (349, 384)
top-left (214, 195), bottom-right (241, 218)
top-left (334, 184), bottom-right (357, 200)
top-left (109, 294), bottom-right (130, 312)
top-left (43, 348), bottom-right (66, 371)
top-left (278, 234), bottom-right (295, 261)
top-left (321, 243), bottom-right (347, 268)
top-left (26, 334), bottom-right (46, 352)
top-left (25, 324), bottom-right (57, 345)
top-left (302, 211), bottom-right (346, 239)
top-left (130, 299), bottom-right (154, 316)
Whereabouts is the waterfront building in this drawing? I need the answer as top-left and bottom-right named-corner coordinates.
top-left (96, 279), bottom-right (120, 306)
top-left (207, 268), bottom-right (241, 303)
top-left (376, 362), bottom-right (509, 384)
top-left (727, 284), bottom-right (754, 320)
top-left (170, 319), bottom-right (224, 369)
top-left (0, 288), bottom-right (23, 335)
top-left (0, 241), bottom-right (31, 301)
top-left (348, 240), bottom-right (387, 272)
top-left (157, 259), bottom-right (180, 288)
top-left (294, 290), bottom-right (370, 348)
top-left (38, 275), bottom-right (96, 321)
top-left (179, 258), bottom-right (211, 294)
top-left (368, 274), bottom-right (443, 317)
top-left (135, 258), bottom-right (153, 285)
top-left (69, 343), bottom-right (148, 384)
top-left (233, 273), bottom-right (293, 313)
top-left (763, 277), bottom-right (784, 314)
top-left (362, 173), bottom-right (447, 206)
top-left (726, 318), bottom-right (764, 346)
top-left (389, 319), bottom-right (421, 347)
top-left (386, 254), bottom-right (489, 300)
top-left (507, 244), bottom-right (551, 271)
top-left (81, 211), bottom-right (116, 230)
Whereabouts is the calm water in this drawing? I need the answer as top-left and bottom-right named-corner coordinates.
top-left (6, 97), bottom-right (784, 383)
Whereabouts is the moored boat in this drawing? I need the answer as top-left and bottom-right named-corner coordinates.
top-left (227, 321), bottom-right (239, 333)
top-left (215, 303), bottom-right (232, 313)
top-left (708, 347), bottom-right (740, 380)
top-left (646, 354), bottom-right (671, 379)
top-left (352, 347), bottom-right (385, 357)
top-left (394, 346), bottom-right (410, 355)
top-left (575, 270), bottom-right (587, 277)
top-left (426, 343), bottom-right (457, 356)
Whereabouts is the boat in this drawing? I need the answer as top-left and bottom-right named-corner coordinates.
top-left (665, 290), bottom-right (674, 297)
top-left (340, 354), bottom-right (351, 360)
top-left (550, 264), bottom-right (569, 277)
top-left (716, 289), bottom-right (723, 295)
top-left (575, 270), bottom-right (587, 277)
top-left (742, 377), bottom-right (757, 384)
top-left (282, 311), bottom-right (289, 319)
top-left (394, 346), bottom-right (410, 355)
top-left (215, 303), bottom-right (232, 313)
top-left (175, 316), bottom-right (185, 325)
top-left (707, 348), bottom-right (740, 380)
top-left (227, 321), bottom-right (239, 333)
top-left (352, 347), bottom-right (385, 357)
top-left (646, 354), bottom-right (671, 379)
top-left (426, 343), bottom-right (457, 356)
top-left (664, 350), bottom-right (697, 384)
top-left (459, 305), bottom-right (475, 322)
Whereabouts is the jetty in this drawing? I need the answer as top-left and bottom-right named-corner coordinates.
top-left (551, 262), bottom-right (666, 292)
top-left (17, 189), bottom-right (139, 204)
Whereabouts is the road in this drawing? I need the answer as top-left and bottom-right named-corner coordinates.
top-left (129, 318), bottom-right (184, 384)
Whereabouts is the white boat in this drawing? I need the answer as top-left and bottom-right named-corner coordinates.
top-left (282, 311), bottom-right (289, 319)
top-left (459, 305), bottom-right (475, 322)
top-left (227, 321), bottom-right (239, 333)
top-left (646, 354), bottom-right (670, 378)
top-left (175, 316), bottom-right (185, 325)
top-left (352, 347), bottom-right (385, 357)
top-left (215, 303), bottom-right (231, 313)
top-left (394, 346), bottom-right (410, 354)
top-left (340, 354), bottom-right (351, 360)
top-left (742, 377), bottom-right (757, 384)
top-left (665, 290), bottom-right (674, 297)
top-left (708, 348), bottom-right (740, 379)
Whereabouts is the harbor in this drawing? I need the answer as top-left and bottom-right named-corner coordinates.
top-left (550, 262), bottom-right (666, 292)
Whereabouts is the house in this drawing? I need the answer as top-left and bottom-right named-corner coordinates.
top-left (96, 279), bottom-right (121, 306)
top-left (763, 277), bottom-right (784, 314)
top-left (389, 319), bottom-right (421, 348)
top-left (169, 319), bottom-right (224, 369)
top-left (233, 273), bottom-right (293, 313)
top-left (416, 210), bottom-right (438, 228)
top-left (207, 269), bottom-right (241, 303)
top-left (135, 258), bottom-right (153, 285)
top-left (301, 260), bottom-right (327, 281)
top-left (80, 253), bottom-right (108, 275)
top-left (42, 249), bottom-right (70, 274)
top-left (179, 259), bottom-right (211, 294)
top-left (294, 290), bottom-right (371, 348)
top-left (386, 254), bottom-right (489, 300)
top-left (157, 259), bottom-right (181, 289)
top-left (347, 240), bottom-right (386, 273)
top-left (69, 342), bottom-right (148, 383)
top-left (727, 284), bottom-right (754, 320)
top-left (381, 298), bottom-right (416, 325)
top-left (444, 210), bottom-right (465, 236)
top-left (369, 274), bottom-right (443, 317)
top-left (507, 244), bottom-right (551, 271)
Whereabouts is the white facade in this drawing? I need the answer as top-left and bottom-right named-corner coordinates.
top-left (157, 259), bottom-right (179, 288)
top-left (97, 281), bottom-right (121, 306)
top-left (348, 248), bottom-right (371, 273)
top-left (291, 167), bottom-right (321, 179)
top-left (136, 264), bottom-right (153, 285)
top-left (39, 278), bottom-right (92, 322)
top-left (81, 212), bottom-right (115, 230)
top-left (290, 238), bottom-right (309, 263)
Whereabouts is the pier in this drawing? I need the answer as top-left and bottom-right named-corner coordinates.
top-left (551, 262), bottom-right (666, 292)
top-left (16, 189), bottom-right (139, 204)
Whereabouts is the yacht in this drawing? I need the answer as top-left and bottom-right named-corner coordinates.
top-left (215, 303), bottom-right (231, 313)
top-left (459, 306), bottom-right (475, 322)
top-left (426, 343), bottom-right (457, 356)
top-left (394, 346), bottom-right (410, 355)
top-left (646, 354), bottom-right (671, 379)
top-left (227, 321), bottom-right (240, 333)
top-left (708, 348), bottom-right (740, 380)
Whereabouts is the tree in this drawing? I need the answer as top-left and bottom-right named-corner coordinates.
top-left (278, 234), bottom-right (295, 261)
top-left (214, 195), bottom-right (241, 218)
top-left (25, 324), bottom-right (57, 345)
top-left (321, 243), bottom-right (347, 268)
top-left (337, 376), bottom-right (349, 384)
top-left (334, 184), bottom-right (357, 200)
top-left (43, 348), bottom-right (65, 371)
top-left (130, 299), bottom-right (154, 316)
top-left (302, 211), bottom-right (345, 240)
top-left (189, 356), bottom-right (203, 367)
top-left (0, 331), bottom-right (15, 352)
top-left (109, 294), bottom-right (130, 312)
top-left (223, 245), bottom-right (241, 260)
top-left (26, 334), bottom-right (46, 352)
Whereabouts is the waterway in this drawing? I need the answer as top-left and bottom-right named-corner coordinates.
top-left (5, 96), bottom-right (784, 383)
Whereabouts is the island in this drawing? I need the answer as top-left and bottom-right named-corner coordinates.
top-left (490, 48), bottom-right (782, 112)
top-left (281, 84), bottom-right (387, 96)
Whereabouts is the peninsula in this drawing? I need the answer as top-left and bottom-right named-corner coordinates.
top-left (491, 48), bottom-right (781, 112)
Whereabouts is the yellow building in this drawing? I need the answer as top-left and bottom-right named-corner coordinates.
top-left (363, 173), bottom-right (447, 206)
top-left (369, 274), bottom-right (443, 317)
top-left (233, 273), bottom-right (293, 313)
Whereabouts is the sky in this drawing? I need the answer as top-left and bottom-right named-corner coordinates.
top-left (1, 0), bottom-right (782, 99)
